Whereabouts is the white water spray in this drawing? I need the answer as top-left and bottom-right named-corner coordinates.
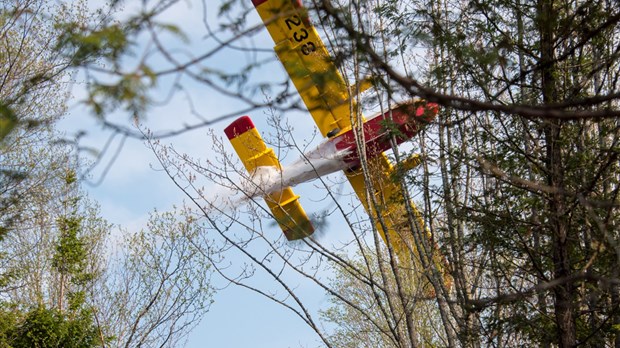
top-left (203, 139), bottom-right (351, 213)
top-left (246, 139), bottom-right (351, 198)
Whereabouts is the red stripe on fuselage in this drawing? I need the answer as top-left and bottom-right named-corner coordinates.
top-left (224, 116), bottom-right (255, 139)
top-left (252, 0), bottom-right (268, 6)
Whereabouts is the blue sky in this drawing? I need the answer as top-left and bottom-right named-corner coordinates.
top-left (59, 0), bottom-right (353, 346)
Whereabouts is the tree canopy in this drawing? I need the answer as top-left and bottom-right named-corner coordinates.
top-left (2, 0), bottom-right (620, 347)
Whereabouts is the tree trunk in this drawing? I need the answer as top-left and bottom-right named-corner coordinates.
top-left (539, 0), bottom-right (575, 346)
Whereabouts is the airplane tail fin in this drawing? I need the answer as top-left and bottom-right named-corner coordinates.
top-left (224, 116), bottom-right (314, 240)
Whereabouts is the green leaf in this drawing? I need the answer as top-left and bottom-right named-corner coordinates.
top-left (0, 102), bottom-right (17, 142)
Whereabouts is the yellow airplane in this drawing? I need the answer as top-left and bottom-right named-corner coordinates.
top-left (225, 0), bottom-right (443, 276)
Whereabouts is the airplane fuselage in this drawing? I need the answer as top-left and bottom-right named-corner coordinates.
top-left (331, 101), bottom-right (437, 168)
top-left (271, 101), bottom-right (438, 192)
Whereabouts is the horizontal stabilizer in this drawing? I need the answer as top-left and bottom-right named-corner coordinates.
top-left (224, 116), bottom-right (314, 240)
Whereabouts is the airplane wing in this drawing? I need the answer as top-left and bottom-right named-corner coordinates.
top-left (225, 116), bottom-right (314, 240)
top-left (253, 0), bottom-right (358, 137)
top-left (347, 156), bottom-right (426, 261)
top-left (348, 156), bottom-right (450, 294)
